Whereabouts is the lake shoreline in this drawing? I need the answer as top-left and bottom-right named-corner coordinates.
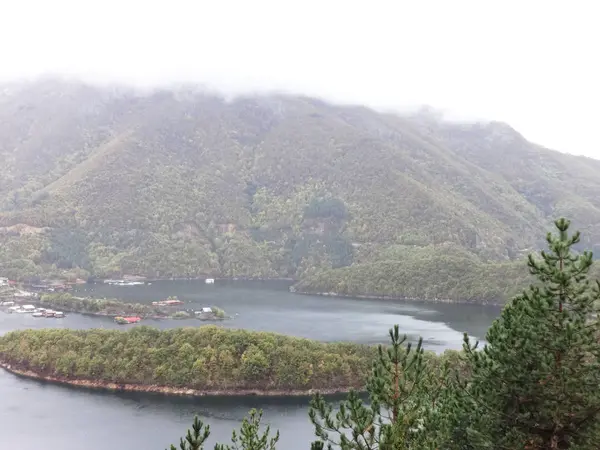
top-left (94, 276), bottom-right (297, 284)
top-left (18, 294), bottom-right (230, 322)
top-left (292, 290), bottom-right (504, 307)
top-left (0, 361), bottom-right (358, 398)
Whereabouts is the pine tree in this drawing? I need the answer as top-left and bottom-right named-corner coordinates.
top-left (168, 416), bottom-right (211, 450)
top-left (215, 409), bottom-right (280, 450)
top-left (309, 325), bottom-right (448, 449)
top-left (168, 409), bottom-right (279, 450)
top-left (456, 218), bottom-right (600, 449)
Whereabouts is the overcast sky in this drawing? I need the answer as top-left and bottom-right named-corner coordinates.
top-left (2, 0), bottom-right (598, 157)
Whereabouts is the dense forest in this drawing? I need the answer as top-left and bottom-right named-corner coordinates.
top-left (296, 244), bottom-right (600, 304)
top-left (162, 219), bottom-right (600, 448)
top-left (0, 325), bottom-right (376, 392)
top-left (4, 220), bottom-right (600, 448)
top-left (3, 79), bottom-right (600, 304)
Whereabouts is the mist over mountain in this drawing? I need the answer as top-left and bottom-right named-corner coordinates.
top-left (1, 78), bottom-right (599, 303)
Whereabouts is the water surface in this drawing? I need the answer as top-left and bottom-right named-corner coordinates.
top-left (0, 280), bottom-right (500, 449)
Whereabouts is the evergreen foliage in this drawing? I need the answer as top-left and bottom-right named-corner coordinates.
top-left (5, 80), bottom-right (600, 303)
top-left (215, 409), bottom-right (280, 450)
top-left (166, 410), bottom-right (279, 450)
top-left (163, 218), bottom-right (600, 449)
top-left (3, 216), bottom-right (600, 448)
top-left (295, 246), bottom-right (535, 305)
top-left (0, 326), bottom-right (375, 391)
top-left (169, 416), bottom-right (210, 450)
top-left (453, 218), bottom-right (600, 448)
top-left (308, 326), bottom-right (448, 449)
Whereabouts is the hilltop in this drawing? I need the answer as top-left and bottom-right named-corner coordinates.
top-left (1, 79), bottom-right (600, 303)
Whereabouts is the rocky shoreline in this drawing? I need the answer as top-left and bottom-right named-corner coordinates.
top-left (292, 289), bottom-right (504, 307)
top-left (0, 361), bottom-right (356, 398)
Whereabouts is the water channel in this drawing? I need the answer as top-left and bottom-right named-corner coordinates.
top-left (0, 280), bottom-right (500, 449)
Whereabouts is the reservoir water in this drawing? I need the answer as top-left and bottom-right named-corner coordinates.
top-left (0, 280), bottom-right (500, 449)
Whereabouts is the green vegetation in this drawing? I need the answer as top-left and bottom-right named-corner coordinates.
top-left (3, 80), bottom-right (600, 305)
top-left (39, 292), bottom-right (167, 317)
top-left (296, 243), bottom-right (535, 304)
top-left (169, 411), bottom-right (280, 450)
top-left (38, 293), bottom-right (229, 321)
top-left (171, 311), bottom-right (192, 320)
top-left (211, 307), bottom-right (226, 319)
top-left (164, 218), bottom-right (600, 448)
top-left (297, 242), bottom-right (600, 304)
top-left (2, 219), bottom-right (600, 447)
top-left (453, 218), bottom-right (600, 448)
top-left (0, 326), bottom-right (375, 391)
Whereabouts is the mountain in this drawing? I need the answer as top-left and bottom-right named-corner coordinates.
top-left (1, 78), bottom-right (599, 302)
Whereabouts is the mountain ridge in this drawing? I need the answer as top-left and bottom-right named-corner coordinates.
top-left (1, 79), bottom-right (599, 303)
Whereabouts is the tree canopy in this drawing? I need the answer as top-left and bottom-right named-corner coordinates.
top-left (164, 218), bottom-right (600, 449)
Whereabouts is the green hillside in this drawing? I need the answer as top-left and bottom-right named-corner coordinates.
top-left (1, 79), bottom-right (599, 303)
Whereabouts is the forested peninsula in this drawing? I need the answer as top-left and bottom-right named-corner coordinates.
top-left (4, 80), bottom-right (600, 307)
top-left (38, 293), bottom-right (168, 318)
top-left (0, 326), bottom-right (378, 396)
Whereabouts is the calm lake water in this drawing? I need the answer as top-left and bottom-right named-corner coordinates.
top-left (0, 280), bottom-right (500, 449)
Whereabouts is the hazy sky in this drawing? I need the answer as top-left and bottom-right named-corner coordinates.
top-left (2, 0), bottom-right (598, 157)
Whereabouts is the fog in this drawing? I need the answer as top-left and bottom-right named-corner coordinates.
top-left (2, 0), bottom-right (598, 157)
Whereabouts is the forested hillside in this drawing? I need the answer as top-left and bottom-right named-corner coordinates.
top-left (1, 78), bottom-right (600, 303)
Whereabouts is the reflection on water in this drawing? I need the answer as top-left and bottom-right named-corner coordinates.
top-left (73, 279), bottom-right (498, 349)
top-left (0, 280), bottom-right (500, 449)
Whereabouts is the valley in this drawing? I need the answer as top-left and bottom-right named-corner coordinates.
top-left (3, 80), bottom-right (600, 304)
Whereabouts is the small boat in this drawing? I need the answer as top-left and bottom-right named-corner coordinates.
top-left (0, 301), bottom-right (15, 306)
top-left (54, 311), bottom-right (65, 318)
top-left (32, 312), bottom-right (44, 317)
top-left (205, 278), bottom-right (215, 284)
top-left (44, 310), bottom-right (56, 317)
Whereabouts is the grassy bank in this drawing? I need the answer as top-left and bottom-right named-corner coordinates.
top-left (0, 326), bottom-right (377, 393)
